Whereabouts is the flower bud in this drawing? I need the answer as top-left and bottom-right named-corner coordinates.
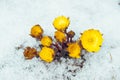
top-left (67, 43), bottom-right (81, 58)
top-left (54, 31), bottom-right (66, 43)
top-left (53, 16), bottom-right (70, 31)
top-left (39, 47), bottom-right (55, 62)
top-left (41, 36), bottom-right (52, 47)
top-left (30, 24), bottom-right (43, 39)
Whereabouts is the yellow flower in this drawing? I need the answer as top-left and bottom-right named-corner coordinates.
top-left (80, 29), bottom-right (103, 52)
top-left (54, 31), bottom-right (66, 43)
top-left (39, 47), bottom-right (55, 62)
top-left (53, 16), bottom-right (70, 31)
top-left (41, 36), bottom-right (52, 47)
top-left (30, 24), bottom-right (43, 38)
top-left (67, 43), bottom-right (81, 58)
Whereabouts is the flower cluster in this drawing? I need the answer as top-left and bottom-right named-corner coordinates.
top-left (23, 16), bottom-right (103, 63)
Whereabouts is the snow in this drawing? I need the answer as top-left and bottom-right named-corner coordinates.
top-left (0, 0), bottom-right (120, 80)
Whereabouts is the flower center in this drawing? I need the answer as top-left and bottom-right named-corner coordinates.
top-left (88, 38), bottom-right (94, 43)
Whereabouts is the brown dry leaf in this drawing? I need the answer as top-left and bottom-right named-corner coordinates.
top-left (23, 47), bottom-right (37, 59)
